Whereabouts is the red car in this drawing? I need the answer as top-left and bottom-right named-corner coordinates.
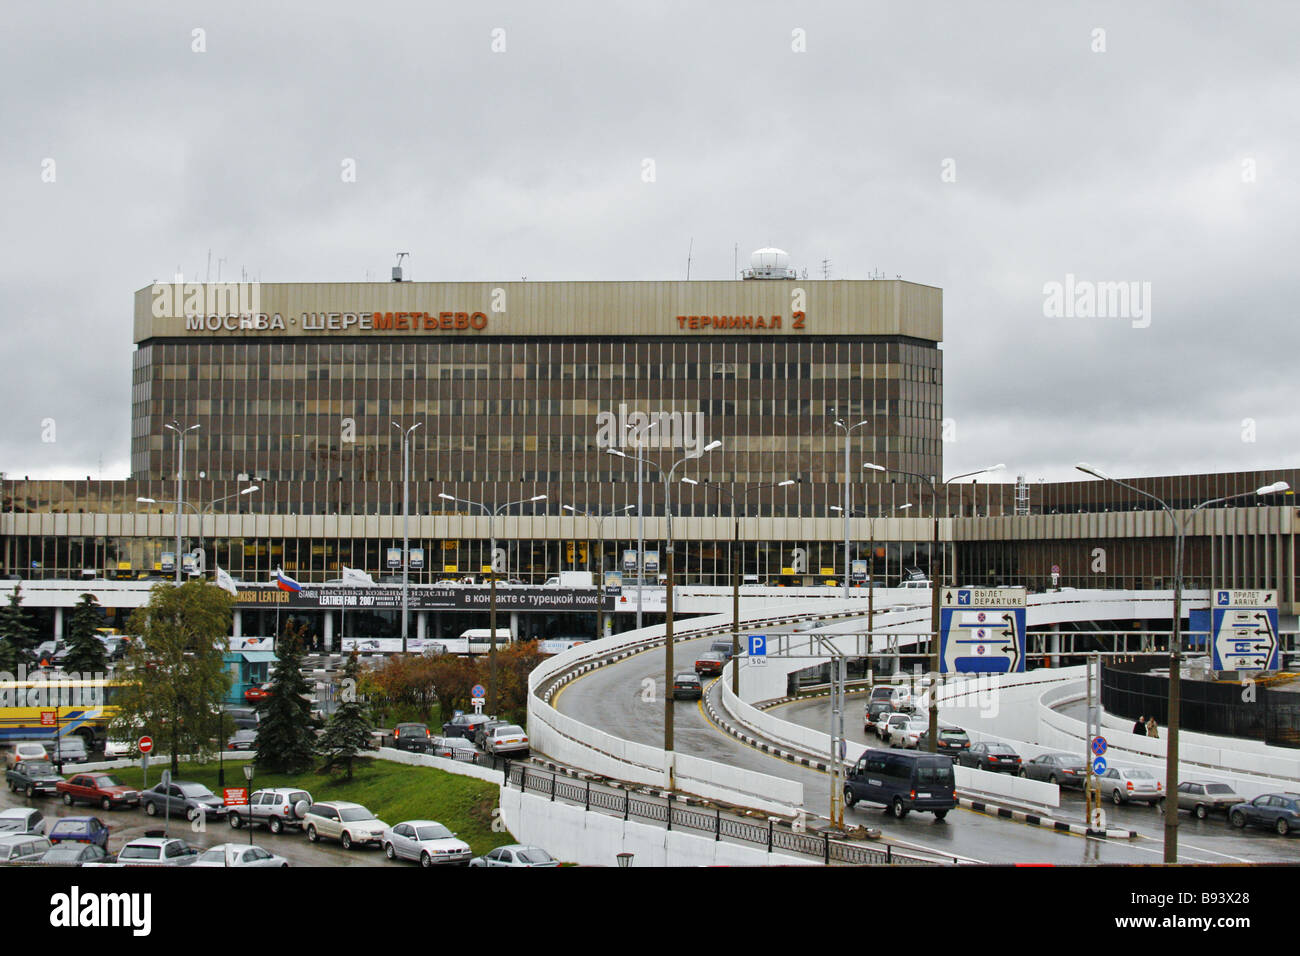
top-left (244, 683), bottom-right (273, 702)
top-left (57, 773), bottom-right (141, 811)
top-left (694, 652), bottom-right (725, 677)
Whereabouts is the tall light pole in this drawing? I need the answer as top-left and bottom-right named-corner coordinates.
top-left (866, 462), bottom-right (1005, 752)
top-left (619, 418), bottom-right (661, 634)
top-left (563, 504), bottom-right (634, 640)
top-left (829, 412), bottom-right (871, 598)
top-left (608, 440), bottom-right (722, 787)
top-left (137, 485), bottom-right (260, 562)
top-left (1076, 463), bottom-right (1288, 863)
top-left (440, 492), bottom-right (547, 714)
top-left (391, 422), bottom-right (422, 654)
top-left (836, 501), bottom-right (914, 635)
top-left (162, 421), bottom-right (200, 584)
top-left (706, 479), bottom-right (797, 695)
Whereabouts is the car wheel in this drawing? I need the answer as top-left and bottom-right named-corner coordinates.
top-left (269, 817), bottom-right (283, 835)
top-left (307, 825), bottom-right (319, 842)
top-left (1112, 790), bottom-right (1124, 806)
top-left (1195, 804), bottom-right (1208, 820)
top-left (1230, 810), bottom-right (1246, 829)
top-left (891, 797), bottom-right (908, 819)
top-left (421, 852), bottom-right (432, 868)
top-left (385, 842), bottom-right (396, 860)
top-left (101, 797), bottom-right (113, 811)
top-left (63, 792), bottom-right (74, 806)
top-left (844, 786), bottom-right (857, 808)
top-left (934, 810), bottom-right (949, 821)
top-left (1277, 818), bottom-right (1291, 836)
top-left (25, 784), bottom-right (35, 798)
top-left (229, 812), bottom-right (242, 829)
top-left (145, 802), bottom-right (158, 816)
top-left (341, 831), bottom-right (353, 850)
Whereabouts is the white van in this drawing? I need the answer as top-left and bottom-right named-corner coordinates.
top-left (900, 579), bottom-right (931, 590)
top-left (441, 628), bottom-right (513, 655)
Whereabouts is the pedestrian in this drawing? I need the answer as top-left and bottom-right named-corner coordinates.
top-left (1132, 714), bottom-right (1147, 736)
top-left (1146, 717), bottom-right (1159, 738)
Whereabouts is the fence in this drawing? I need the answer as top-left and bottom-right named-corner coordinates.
top-left (1101, 664), bottom-right (1300, 748)
top-left (503, 762), bottom-right (946, 866)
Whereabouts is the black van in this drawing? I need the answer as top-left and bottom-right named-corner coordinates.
top-left (844, 748), bottom-right (957, 820)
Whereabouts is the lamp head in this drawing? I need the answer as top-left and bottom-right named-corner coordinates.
top-left (1256, 481), bottom-right (1290, 495)
top-left (438, 493), bottom-right (455, 502)
top-left (530, 495), bottom-right (547, 502)
top-left (862, 462), bottom-right (885, 472)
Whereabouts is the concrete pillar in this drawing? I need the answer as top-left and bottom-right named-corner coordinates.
top-left (53, 608), bottom-right (63, 640)
top-left (323, 612), bottom-right (333, 652)
top-left (232, 610), bottom-right (242, 640)
top-left (417, 612), bottom-right (427, 641)
top-left (510, 612), bottom-right (519, 641)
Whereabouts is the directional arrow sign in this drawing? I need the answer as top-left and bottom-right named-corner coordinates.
top-left (939, 587), bottom-right (1027, 674)
top-left (1211, 589), bottom-right (1279, 671)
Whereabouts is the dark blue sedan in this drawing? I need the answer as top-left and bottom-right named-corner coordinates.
top-left (47, 816), bottom-right (110, 848)
top-left (1229, 793), bottom-right (1300, 835)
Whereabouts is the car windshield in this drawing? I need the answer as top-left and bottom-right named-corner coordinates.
top-left (1204, 784), bottom-right (1234, 795)
top-left (180, 785), bottom-right (214, 798)
top-left (940, 730), bottom-right (967, 740)
top-left (289, 792), bottom-right (310, 805)
top-left (1127, 770), bottom-right (1154, 780)
top-left (96, 775), bottom-right (123, 787)
top-left (198, 848), bottom-right (233, 864)
top-left (398, 725), bottom-right (426, 733)
top-left (497, 726), bottom-right (524, 736)
top-left (44, 846), bottom-right (88, 861)
top-left (23, 762), bottom-right (55, 774)
top-left (517, 848), bottom-right (554, 864)
top-left (120, 845), bottom-right (161, 859)
top-left (339, 807), bottom-right (375, 822)
top-left (416, 824), bottom-right (453, 841)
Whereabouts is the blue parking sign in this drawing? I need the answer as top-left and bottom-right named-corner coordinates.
top-left (748, 635), bottom-right (767, 657)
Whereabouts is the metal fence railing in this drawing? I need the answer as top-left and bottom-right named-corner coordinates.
top-left (504, 762), bottom-right (948, 866)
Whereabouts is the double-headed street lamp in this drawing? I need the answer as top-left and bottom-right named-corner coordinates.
top-left (162, 421), bottom-right (201, 584)
top-left (137, 486), bottom-right (260, 566)
top-left (829, 412), bottom-right (871, 598)
top-left (864, 461), bottom-right (1005, 753)
top-left (1076, 463), bottom-right (1288, 863)
top-left (608, 440), bottom-right (722, 788)
top-left (704, 479), bottom-right (797, 694)
top-left (562, 504), bottom-right (634, 640)
top-left (391, 422), bottom-right (423, 653)
top-left (439, 492), bottom-right (547, 714)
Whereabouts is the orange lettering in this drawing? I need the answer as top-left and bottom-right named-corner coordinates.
top-left (792, 311), bottom-right (805, 329)
top-left (424, 312), bottom-right (436, 330)
top-left (470, 311), bottom-right (487, 329)
top-left (454, 311), bottom-right (469, 329)
top-left (375, 312), bottom-right (394, 330)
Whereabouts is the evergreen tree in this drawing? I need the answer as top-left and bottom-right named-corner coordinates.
top-left (0, 589), bottom-right (39, 672)
top-left (109, 581), bottom-right (232, 774)
top-left (63, 594), bottom-right (109, 675)
top-left (253, 620), bottom-right (317, 773)
top-left (317, 651), bottom-right (371, 780)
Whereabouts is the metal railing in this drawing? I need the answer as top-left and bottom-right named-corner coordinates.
top-left (504, 762), bottom-right (949, 866)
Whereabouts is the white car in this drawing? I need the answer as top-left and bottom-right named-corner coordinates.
top-left (382, 820), bottom-right (471, 867)
top-left (304, 801), bottom-right (388, 850)
top-left (876, 711), bottom-right (909, 741)
top-left (0, 807), bottom-right (47, 835)
top-left (192, 843), bottom-right (290, 867)
top-left (1096, 767), bottom-right (1164, 806)
top-left (484, 724), bottom-right (529, 756)
top-left (117, 837), bottom-right (200, 866)
top-left (470, 844), bottom-right (559, 867)
top-left (5, 742), bottom-right (49, 768)
top-left (889, 714), bottom-right (930, 749)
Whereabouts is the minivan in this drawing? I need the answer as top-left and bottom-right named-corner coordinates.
top-left (844, 748), bottom-right (956, 820)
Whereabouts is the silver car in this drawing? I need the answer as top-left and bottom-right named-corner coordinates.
top-left (304, 801), bottom-right (388, 850)
top-left (192, 843), bottom-right (290, 867)
top-left (228, 788), bottom-right (313, 834)
top-left (382, 820), bottom-right (471, 867)
top-left (470, 844), bottom-right (559, 867)
top-left (0, 807), bottom-right (47, 836)
top-left (0, 833), bottom-right (52, 862)
top-left (484, 724), bottom-right (529, 756)
top-left (1096, 766), bottom-right (1164, 806)
top-left (116, 837), bottom-right (200, 866)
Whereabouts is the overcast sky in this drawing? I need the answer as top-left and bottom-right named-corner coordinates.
top-left (2, 2), bottom-right (1296, 484)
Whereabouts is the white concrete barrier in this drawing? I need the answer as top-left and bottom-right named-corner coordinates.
top-left (375, 747), bottom-right (504, 785)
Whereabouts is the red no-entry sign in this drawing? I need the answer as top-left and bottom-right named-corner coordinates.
top-left (138, 736), bottom-right (154, 754)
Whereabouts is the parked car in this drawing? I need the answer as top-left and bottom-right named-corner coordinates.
top-left (441, 713), bottom-right (491, 742)
top-left (392, 722), bottom-right (433, 753)
top-left (382, 820), bottom-right (471, 866)
top-left (430, 736), bottom-right (478, 760)
top-left (473, 719), bottom-right (511, 750)
top-left (47, 816), bottom-right (110, 848)
top-left (470, 844), bottom-right (559, 867)
top-left (1176, 781), bottom-right (1240, 820)
top-left (57, 772), bottom-right (140, 810)
top-left (6, 759), bottom-right (63, 797)
top-left (39, 842), bottom-right (112, 866)
top-left (672, 673), bottom-right (703, 700)
top-left (484, 724), bottom-right (529, 756)
top-left (917, 726), bottom-right (971, 756)
top-left (1229, 793), bottom-right (1300, 835)
top-left (243, 682), bottom-right (273, 703)
top-left (192, 843), bottom-right (290, 867)
top-left (1020, 752), bottom-right (1086, 789)
top-left (304, 801), bottom-right (388, 850)
top-left (709, 640), bottom-right (735, 661)
top-left (0, 807), bottom-right (47, 835)
top-left (957, 741), bottom-right (1022, 773)
top-left (864, 698), bottom-right (895, 733)
top-left (226, 729), bottom-right (257, 751)
top-left (42, 736), bottom-right (90, 764)
top-left (844, 749), bottom-right (956, 819)
top-left (888, 714), bottom-right (930, 749)
top-left (694, 651), bottom-right (725, 677)
top-left (141, 781), bottom-right (228, 820)
top-left (5, 742), bottom-right (50, 768)
top-left (875, 710), bottom-right (909, 740)
top-left (1097, 766), bottom-right (1163, 806)
top-left (0, 833), bottom-right (53, 862)
top-left (222, 706), bottom-right (260, 731)
top-left (117, 837), bottom-right (200, 866)
top-left (228, 788), bottom-right (313, 834)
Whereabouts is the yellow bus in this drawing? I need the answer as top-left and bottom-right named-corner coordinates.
top-left (0, 677), bottom-right (125, 751)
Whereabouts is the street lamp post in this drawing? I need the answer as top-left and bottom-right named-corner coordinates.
top-left (563, 504), bottom-right (634, 640)
top-left (440, 492), bottom-right (547, 714)
top-left (620, 418), bottom-right (661, 634)
top-left (707, 479), bottom-right (797, 695)
top-left (866, 462), bottom-right (1005, 752)
top-left (162, 421), bottom-right (201, 584)
top-left (840, 502), bottom-right (915, 641)
top-left (242, 763), bottom-right (254, 847)
top-left (1076, 463), bottom-right (1288, 863)
top-left (607, 440), bottom-right (722, 787)
top-left (391, 422), bottom-right (423, 654)
top-left (829, 412), bottom-right (871, 598)
top-left (138, 484), bottom-right (260, 575)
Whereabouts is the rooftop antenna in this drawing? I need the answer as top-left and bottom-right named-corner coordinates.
top-left (686, 237), bottom-right (694, 280)
top-left (733, 242), bottom-right (738, 280)
top-left (392, 252), bottom-right (409, 282)
top-left (821, 258), bottom-right (831, 279)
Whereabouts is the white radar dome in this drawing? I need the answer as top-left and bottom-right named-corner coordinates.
top-left (744, 247), bottom-right (798, 279)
